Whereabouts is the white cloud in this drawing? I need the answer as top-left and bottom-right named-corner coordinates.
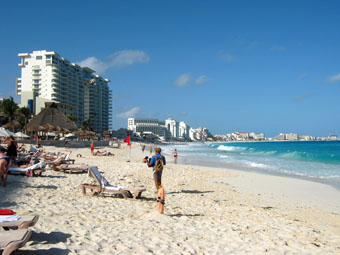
top-left (219, 53), bottom-right (235, 62)
top-left (78, 50), bottom-right (150, 74)
top-left (116, 107), bottom-right (140, 119)
top-left (327, 73), bottom-right (340, 83)
top-left (195, 75), bottom-right (209, 84)
top-left (77, 57), bottom-right (108, 74)
top-left (174, 74), bottom-right (209, 87)
top-left (174, 73), bottom-right (193, 87)
top-left (109, 50), bottom-right (150, 67)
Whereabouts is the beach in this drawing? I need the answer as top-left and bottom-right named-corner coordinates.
top-left (1, 144), bottom-right (340, 254)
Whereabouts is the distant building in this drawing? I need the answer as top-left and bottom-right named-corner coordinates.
top-left (17, 50), bottom-right (112, 133)
top-left (328, 134), bottom-right (338, 140)
top-left (111, 128), bottom-right (133, 139)
top-left (299, 135), bottom-right (315, 141)
top-left (128, 118), bottom-right (170, 139)
top-left (232, 132), bottom-right (249, 141)
top-left (179, 121), bottom-right (190, 139)
top-left (189, 127), bottom-right (210, 141)
top-left (128, 117), bottom-right (191, 140)
top-left (249, 132), bottom-right (265, 141)
top-left (285, 133), bottom-right (299, 140)
top-left (165, 118), bottom-right (179, 138)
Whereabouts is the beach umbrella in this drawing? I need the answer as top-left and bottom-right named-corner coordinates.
top-left (15, 132), bottom-right (30, 138)
top-left (0, 127), bottom-right (16, 137)
top-left (65, 133), bottom-right (76, 138)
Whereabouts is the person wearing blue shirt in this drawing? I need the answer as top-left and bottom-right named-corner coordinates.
top-left (147, 147), bottom-right (166, 190)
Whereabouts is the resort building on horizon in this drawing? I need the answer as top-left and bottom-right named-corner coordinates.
top-left (128, 117), bottom-right (191, 140)
top-left (16, 50), bottom-right (112, 133)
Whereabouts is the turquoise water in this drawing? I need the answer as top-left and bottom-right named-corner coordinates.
top-left (163, 141), bottom-right (340, 184)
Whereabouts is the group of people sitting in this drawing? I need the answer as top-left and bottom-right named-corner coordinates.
top-left (0, 140), bottom-right (98, 187)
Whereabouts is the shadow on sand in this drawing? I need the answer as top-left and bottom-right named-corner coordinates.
top-left (167, 190), bottom-right (214, 195)
top-left (21, 248), bottom-right (71, 255)
top-left (30, 231), bottom-right (72, 245)
top-left (23, 184), bottom-right (58, 189)
top-left (167, 213), bottom-right (204, 217)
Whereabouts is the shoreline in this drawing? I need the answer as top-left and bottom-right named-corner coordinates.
top-left (160, 141), bottom-right (340, 191)
top-left (136, 146), bottom-right (340, 214)
top-left (176, 156), bottom-right (340, 192)
top-left (135, 144), bottom-right (340, 214)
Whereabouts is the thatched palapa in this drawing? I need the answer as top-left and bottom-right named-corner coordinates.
top-left (26, 102), bottom-right (78, 132)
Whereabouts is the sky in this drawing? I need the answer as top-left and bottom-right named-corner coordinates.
top-left (0, 0), bottom-right (340, 137)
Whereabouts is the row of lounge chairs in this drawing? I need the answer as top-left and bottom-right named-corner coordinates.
top-left (1, 148), bottom-right (146, 254)
top-left (0, 213), bottom-right (39, 255)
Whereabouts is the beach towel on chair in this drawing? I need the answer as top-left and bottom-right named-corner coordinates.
top-left (0, 209), bottom-right (16, 215)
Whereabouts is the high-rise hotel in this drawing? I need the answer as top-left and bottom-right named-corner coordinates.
top-left (16, 50), bottom-right (112, 133)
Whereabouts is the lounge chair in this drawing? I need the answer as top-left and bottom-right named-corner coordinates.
top-left (8, 162), bottom-right (46, 176)
top-left (44, 153), bottom-right (75, 167)
top-left (0, 229), bottom-right (32, 255)
top-left (0, 215), bottom-right (39, 230)
top-left (52, 164), bottom-right (88, 174)
top-left (80, 166), bottom-right (146, 199)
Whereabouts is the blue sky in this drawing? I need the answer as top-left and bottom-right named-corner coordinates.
top-left (0, 0), bottom-right (340, 137)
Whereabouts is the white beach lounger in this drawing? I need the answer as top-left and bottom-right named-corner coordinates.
top-left (80, 166), bottom-right (145, 199)
top-left (8, 162), bottom-right (46, 176)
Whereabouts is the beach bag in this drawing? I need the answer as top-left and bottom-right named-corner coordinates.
top-left (27, 169), bottom-right (33, 177)
top-left (154, 156), bottom-right (164, 172)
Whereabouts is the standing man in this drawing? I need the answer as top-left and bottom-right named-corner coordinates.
top-left (147, 147), bottom-right (166, 190)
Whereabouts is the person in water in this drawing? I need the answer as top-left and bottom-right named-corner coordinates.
top-left (173, 149), bottom-right (178, 164)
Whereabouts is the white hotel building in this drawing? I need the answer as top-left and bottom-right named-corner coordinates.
top-left (128, 118), bottom-right (190, 140)
top-left (16, 50), bottom-right (112, 133)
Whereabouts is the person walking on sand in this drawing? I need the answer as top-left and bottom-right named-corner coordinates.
top-left (90, 141), bottom-right (94, 155)
top-left (173, 149), bottom-right (178, 164)
top-left (0, 146), bottom-right (11, 187)
top-left (149, 146), bottom-right (153, 155)
top-left (147, 147), bottom-right (166, 190)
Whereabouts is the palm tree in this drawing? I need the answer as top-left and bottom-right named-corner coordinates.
top-left (17, 106), bottom-right (32, 133)
top-left (0, 97), bottom-right (19, 122)
top-left (66, 114), bottom-right (78, 123)
top-left (81, 118), bottom-right (92, 131)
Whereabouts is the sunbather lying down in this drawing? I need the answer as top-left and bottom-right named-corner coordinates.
top-left (94, 150), bottom-right (114, 156)
top-left (8, 161), bottom-right (46, 177)
top-left (52, 164), bottom-right (89, 173)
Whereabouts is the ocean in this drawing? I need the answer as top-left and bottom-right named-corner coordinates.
top-left (162, 141), bottom-right (340, 187)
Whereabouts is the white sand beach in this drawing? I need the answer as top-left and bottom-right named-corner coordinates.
top-left (1, 144), bottom-right (340, 254)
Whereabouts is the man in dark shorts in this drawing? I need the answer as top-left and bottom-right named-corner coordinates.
top-left (147, 147), bottom-right (166, 190)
